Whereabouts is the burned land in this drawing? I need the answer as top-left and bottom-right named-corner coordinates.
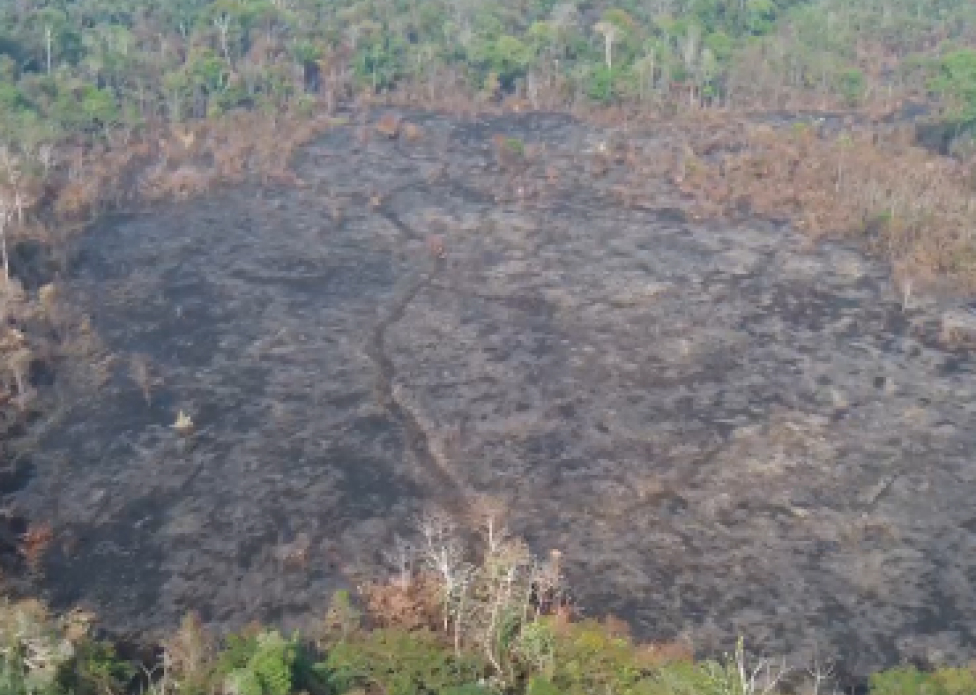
top-left (5, 111), bottom-right (976, 677)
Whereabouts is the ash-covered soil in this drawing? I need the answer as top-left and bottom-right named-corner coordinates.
top-left (11, 111), bottom-right (976, 676)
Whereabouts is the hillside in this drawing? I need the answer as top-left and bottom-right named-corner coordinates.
top-left (2, 2), bottom-right (976, 695)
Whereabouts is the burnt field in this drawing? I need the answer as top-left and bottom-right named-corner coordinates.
top-left (7, 111), bottom-right (976, 676)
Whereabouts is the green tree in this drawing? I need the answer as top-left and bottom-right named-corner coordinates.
top-left (469, 34), bottom-right (532, 89)
top-left (931, 49), bottom-right (976, 124)
top-left (837, 67), bottom-right (865, 106)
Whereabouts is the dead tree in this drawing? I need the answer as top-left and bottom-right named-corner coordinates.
top-left (0, 196), bottom-right (10, 285)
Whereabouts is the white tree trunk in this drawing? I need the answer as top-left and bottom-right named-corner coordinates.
top-left (0, 206), bottom-right (10, 285)
top-left (45, 26), bottom-right (52, 74)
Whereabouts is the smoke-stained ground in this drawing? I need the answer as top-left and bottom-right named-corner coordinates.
top-left (10, 112), bottom-right (976, 677)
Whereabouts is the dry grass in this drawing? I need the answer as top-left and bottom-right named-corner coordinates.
top-left (655, 117), bottom-right (976, 290)
top-left (41, 107), bottom-right (342, 225)
top-left (0, 104), bottom-right (347, 444)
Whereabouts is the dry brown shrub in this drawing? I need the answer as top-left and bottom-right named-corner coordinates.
top-left (940, 310), bottom-right (976, 347)
top-left (38, 283), bottom-right (57, 314)
top-left (20, 522), bottom-right (53, 573)
top-left (375, 112), bottom-right (402, 139)
top-left (272, 532), bottom-right (311, 571)
top-left (672, 123), bottom-right (976, 289)
top-left (426, 235), bottom-right (446, 259)
top-left (54, 179), bottom-right (100, 220)
top-left (635, 639), bottom-right (695, 667)
top-left (359, 573), bottom-right (443, 631)
top-left (157, 166), bottom-right (213, 200)
top-left (162, 612), bottom-right (215, 688)
top-left (213, 141), bottom-right (252, 178)
top-left (401, 122), bottom-right (424, 141)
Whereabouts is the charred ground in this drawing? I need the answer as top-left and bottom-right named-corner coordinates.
top-left (4, 111), bottom-right (976, 678)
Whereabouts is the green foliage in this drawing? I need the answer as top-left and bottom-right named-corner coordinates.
top-left (321, 589), bottom-right (362, 645)
top-left (441, 685), bottom-right (492, 695)
top-left (500, 137), bottom-right (526, 157)
top-left (0, 600), bottom-right (72, 695)
top-left (222, 631), bottom-right (298, 695)
top-left (525, 676), bottom-right (562, 695)
top-left (837, 68), bottom-right (866, 107)
top-left (57, 640), bottom-right (134, 695)
top-left (931, 49), bottom-right (976, 124)
top-left (513, 620), bottom-right (555, 679)
top-left (322, 629), bottom-right (486, 695)
top-left (218, 632), bottom-right (262, 674)
top-left (704, 32), bottom-right (734, 64)
top-left (2, 596), bottom-right (976, 695)
top-left (0, 0), bottom-right (965, 142)
top-left (544, 620), bottom-right (653, 694)
top-left (649, 660), bottom-right (738, 695)
top-left (0, 83), bottom-right (29, 112)
top-left (744, 0), bottom-right (777, 35)
top-left (354, 30), bottom-right (407, 91)
top-left (586, 65), bottom-right (616, 103)
top-left (49, 83), bottom-right (119, 132)
top-left (869, 665), bottom-right (976, 695)
top-left (469, 34), bottom-right (532, 88)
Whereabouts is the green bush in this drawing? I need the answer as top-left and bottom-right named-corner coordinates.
top-left (440, 685), bottom-right (492, 695)
top-left (525, 675), bottom-right (562, 695)
top-left (869, 665), bottom-right (976, 695)
top-left (930, 49), bottom-right (976, 125)
top-left (220, 631), bottom-right (298, 695)
top-left (57, 640), bottom-right (134, 695)
top-left (545, 620), bottom-right (653, 695)
top-left (501, 137), bottom-right (525, 156)
top-left (0, 600), bottom-right (69, 695)
top-left (322, 629), bottom-right (486, 695)
top-left (837, 68), bottom-right (866, 107)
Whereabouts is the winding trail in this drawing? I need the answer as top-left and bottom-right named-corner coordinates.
top-left (366, 205), bottom-right (468, 512)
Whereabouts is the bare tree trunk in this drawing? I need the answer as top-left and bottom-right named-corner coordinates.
top-left (45, 25), bottom-right (53, 75)
top-left (214, 14), bottom-right (232, 63)
top-left (0, 205), bottom-right (10, 285)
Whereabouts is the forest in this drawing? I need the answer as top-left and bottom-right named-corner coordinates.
top-left (0, 0), bottom-right (974, 139)
top-left (3, 1), bottom-right (976, 695)
top-left (1, 0), bottom-right (976, 282)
